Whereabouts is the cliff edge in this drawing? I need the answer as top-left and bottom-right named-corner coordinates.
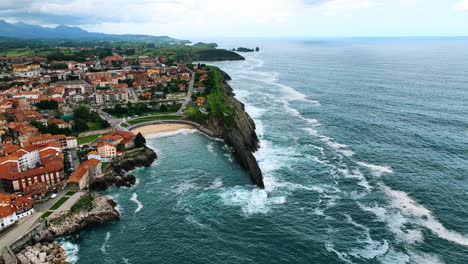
top-left (201, 68), bottom-right (265, 188)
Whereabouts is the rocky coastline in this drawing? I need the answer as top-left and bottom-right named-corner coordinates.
top-left (16, 242), bottom-right (69, 264)
top-left (203, 70), bottom-right (265, 188)
top-left (90, 146), bottom-right (157, 190)
top-left (32, 194), bottom-right (119, 243)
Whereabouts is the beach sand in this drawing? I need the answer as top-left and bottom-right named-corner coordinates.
top-left (130, 124), bottom-right (195, 135)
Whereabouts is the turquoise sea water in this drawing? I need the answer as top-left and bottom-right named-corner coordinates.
top-left (58, 39), bottom-right (468, 263)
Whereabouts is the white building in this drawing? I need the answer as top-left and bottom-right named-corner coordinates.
top-left (16, 148), bottom-right (40, 172)
top-left (66, 137), bottom-right (78, 149)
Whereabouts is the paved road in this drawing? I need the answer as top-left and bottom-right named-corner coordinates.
top-left (0, 189), bottom-right (82, 247)
top-left (176, 71), bottom-right (195, 115)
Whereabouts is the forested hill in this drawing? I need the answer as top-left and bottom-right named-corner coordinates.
top-left (0, 20), bottom-right (187, 43)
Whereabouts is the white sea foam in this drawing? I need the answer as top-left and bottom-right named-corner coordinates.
top-left (382, 184), bottom-right (468, 247)
top-left (356, 162), bottom-right (393, 177)
top-left (325, 242), bottom-right (355, 264)
top-left (58, 241), bottom-right (79, 264)
top-left (130, 193), bottom-right (143, 214)
top-left (100, 232), bottom-right (111, 254)
top-left (205, 178), bottom-right (223, 190)
top-left (339, 168), bottom-right (372, 192)
top-left (122, 257), bottom-right (131, 264)
top-left (173, 180), bottom-right (198, 195)
top-left (145, 128), bottom-right (197, 139)
top-left (206, 142), bottom-right (216, 156)
top-left (377, 247), bottom-right (410, 264)
top-left (344, 214), bottom-right (390, 260)
top-left (407, 250), bottom-right (446, 264)
top-left (357, 201), bottom-right (424, 244)
top-left (219, 187), bottom-right (286, 215)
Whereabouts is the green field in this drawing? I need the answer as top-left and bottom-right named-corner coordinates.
top-left (50, 197), bottom-right (69, 210)
top-left (41, 211), bottom-right (53, 219)
top-left (66, 191), bottom-right (77, 196)
top-left (78, 134), bottom-right (101, 145)
top-left (127, 115), bottom-right (182, 125)
top-left (101, 162), bottom-right (110, 170)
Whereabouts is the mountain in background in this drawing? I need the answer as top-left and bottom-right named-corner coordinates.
top-left (0, 20), bottom-right (187, 43)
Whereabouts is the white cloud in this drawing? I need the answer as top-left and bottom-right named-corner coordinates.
top-left (320, 0), bottom-right (370, 10)
top-left (454, 0), bottom-right (468, 11)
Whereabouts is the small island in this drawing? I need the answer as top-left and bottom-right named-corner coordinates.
top-left (232, 47), bottom-right (260, 52)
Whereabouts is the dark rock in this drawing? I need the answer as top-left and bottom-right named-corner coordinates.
top-left (203, 70), bottom-right (264, 188)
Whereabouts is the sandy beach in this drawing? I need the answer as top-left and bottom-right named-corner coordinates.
top-left (130, 123), bottom-right (195, 135)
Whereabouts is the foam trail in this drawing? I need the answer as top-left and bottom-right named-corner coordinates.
top-left (356, 162), bottom-right (393, 177)
top-left (206, 142), bottom-right (217, 156)
top-left (382, 184), bottom-right (468, 247)
top-left (100, 232), bottom-right (111, 254)
top-left (240, 75), bottom-right (320, 104)
top-left (130, 193), bottom-right (143, 214)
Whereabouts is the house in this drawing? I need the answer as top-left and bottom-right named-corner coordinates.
top-left (97, 142), bottom-right (117, 159)
top-left (196, 97), bottom-right (206, 105)
top-left (87, 150), bottom-right (109, 162)
top-left (98, 130), bottom-right (135, 149)
top-left (0, 158), bottom-right (64, 194)
top-left (51, 80), bottom-right (93, 95)
top-left (48, 119), bottom-right (72, 129)
top-left (67, 165), bottom-right (89, 190)
top-left (94, 88), bottom-right (129, 104)
top-left (0, 193), bottom-right (35, 230)
top-left (67, 158), bottom-right (102, 190)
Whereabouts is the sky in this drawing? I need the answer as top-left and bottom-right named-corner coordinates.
top-left (0, 0), bottom-right (468, 38)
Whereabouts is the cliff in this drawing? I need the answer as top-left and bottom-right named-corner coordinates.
top-left (91, 146), bottom-right (157, 190)
top-left (33, 194), bottom-right (119, 242)
top-left (202, 69), bottom-right (265, 188)
top-left (191, 49), bottom-right (245, 61)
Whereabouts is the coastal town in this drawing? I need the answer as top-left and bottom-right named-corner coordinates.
top-left (0, 49), bottom-right (221, 262)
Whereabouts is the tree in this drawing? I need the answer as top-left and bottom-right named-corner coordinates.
top-left (134, 132), bottom-right (146, 148)
top-left (73, 119), bottom-right (89, 132)
top-left (74, 106), bottom-right (90, 120)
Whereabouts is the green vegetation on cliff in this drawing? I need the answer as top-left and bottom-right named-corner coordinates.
top-left (187, 66), bottom-right (236, 126)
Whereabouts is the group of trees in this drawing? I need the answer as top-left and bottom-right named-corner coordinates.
top-left (35, 100), bottom-right (58, 110)
top-left (73, 106), bottom-right (110, 133)
top-left (103, 102), bottom-right (177, 117)
top-left (30, 121), bottom-right (73, 136)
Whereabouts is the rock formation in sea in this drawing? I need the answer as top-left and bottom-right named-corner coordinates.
top-left (202, 69), bottom-right (265, 188)
top-left (90, 146), bottom-right (157, 190)
top-left (33, 194), bottom-right (119, 242)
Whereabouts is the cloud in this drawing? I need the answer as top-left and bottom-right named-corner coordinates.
top-left (454, 0), bottom-right (468, 11)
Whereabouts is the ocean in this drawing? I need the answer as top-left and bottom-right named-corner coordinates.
top-left (58, 38), bottom-right (468, 263)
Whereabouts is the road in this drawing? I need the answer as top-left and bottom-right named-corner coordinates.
top-left (0, 189), bottom-right (68, 247)
top-left (176, 71), bottom-right (195, 115)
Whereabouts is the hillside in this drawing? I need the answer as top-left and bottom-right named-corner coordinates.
top-left (0, 20), bottom-right (187, 43)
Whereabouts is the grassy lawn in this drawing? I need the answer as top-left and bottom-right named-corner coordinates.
top-left (127, 115), bottom-right (182, 125)
top-left (66, 191), bottom-right (77, 196)
top-left (101, 162), bottom-right (110, 170)
top-left (121, 123), bottom-right (129, 128)
top-left (41, 211), bottom-right (53, 219)
top-left (50, 197), bottom-right (69, 210)
top-left (78, 134), bottom-right (101, 145)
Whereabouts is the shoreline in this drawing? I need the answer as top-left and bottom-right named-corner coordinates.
top-left (130, 123), bottom-right (196, 136)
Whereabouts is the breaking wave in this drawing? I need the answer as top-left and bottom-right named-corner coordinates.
top-left (130, 193), bottom-right (143, 214)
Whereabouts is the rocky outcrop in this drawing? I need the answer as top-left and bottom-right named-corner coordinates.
top-left (110, 147), bottom-right (157, 174)
top-left (17, 242), bottom-right (68, 264)
top-left (90, 147), bottom-right (156, 190)
top-left (203, 70), bottom-right (265, 188)
top-left (33, 194), bottom-right (119, 242)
